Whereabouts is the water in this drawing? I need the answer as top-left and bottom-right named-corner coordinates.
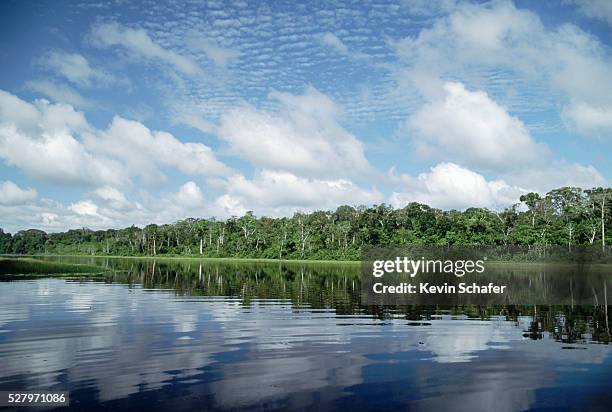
top-left (0, 257), bottom-right (610, 411)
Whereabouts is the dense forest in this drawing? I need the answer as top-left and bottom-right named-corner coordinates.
top-left (1, 187), bottom-right (610, 260)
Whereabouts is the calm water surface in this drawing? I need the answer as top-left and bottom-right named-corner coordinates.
top-left (0, 257), bottom-right (610, 411)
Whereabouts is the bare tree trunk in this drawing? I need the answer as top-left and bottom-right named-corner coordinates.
top-left (298, 216), bottom-right (309, 259)
top-left (200, 238), bottom-right (203, 255)
top-left (279, 230), bottom-right (287, 259)
top-left (603, 197), bottom-right (606, 252)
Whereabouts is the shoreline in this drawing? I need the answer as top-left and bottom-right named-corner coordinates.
top-left (26, 254), bottom-right (362, 265)
top-left (6, 254), bottom-right (611, 268)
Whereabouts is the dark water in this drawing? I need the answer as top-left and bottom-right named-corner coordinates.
top-left (0, 257), bottom-right (611, 411)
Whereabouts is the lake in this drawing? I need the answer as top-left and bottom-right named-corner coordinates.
top-left (0, 257), bottom-right (611, 411)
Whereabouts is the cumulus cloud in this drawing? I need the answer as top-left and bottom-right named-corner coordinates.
top-left (0, 125), bottom-right (125, 186)
top-left (0, 181), bottom-right (210, 232)
top-left (0, 89), bottom-right (88, 135)
top-left (173, 181), bottom-right (205, 209)
top-left (408, 82), bottom-right (548, 171)
top-left (0, 91), bottom-right (124, 186)
top-left (94, 186), bottom-right (127, 203)
top-left (389, 160), bottom-right (607, 212)
top-left (0, 181), bottom-right (37, 205)
top-left (213, 170), bottom-right (383, 217)
top-left (84, 116), bottom-right (231, 185)
top-left (562, 101), bottom-right (612, 137)
top-left (0, 88), bottom-right (381, 230)
top-left (390, 162), bottom-right (526, 211)
top-left (504, 163), bottom-right (607, 192)
top-left (90, 22), bottom-right (200, 75)
top-left (69, 200), bottom-right (100, 217)
top-left (0, 90), bottom-right (229, 189)
top-left (394, 0), bottom-right (612, 135)
top-left (217, 87), bottom-right (372, 179)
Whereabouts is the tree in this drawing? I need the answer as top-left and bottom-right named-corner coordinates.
top-left (496, 205), bottom-right (519, 245)
top-left (548, 187), bottom-right (584, 251)
top-left (3, 185), bottom-right (610, 260)
top-left (586, 188), bottom-right (611, 252)
top-left (0, 229), bottom-right (12, 253)
top-left (520, 192), bottom-right (541, 227)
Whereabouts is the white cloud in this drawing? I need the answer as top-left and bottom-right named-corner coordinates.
top-left (213, 170), bottom-right (383, 217)
top-left (0, 125), bottom-right (125, 186)
top-left (85, 116), bottom-right (231, 185)
top-left (567, 0), bottom-right (612, 27)
top-left (217, 87), bottom-right (372, 179)
top-left (0, 90), bottom-right (88, 136)
top-left (408, 82), bottom-right (548, 171)
top-left (0, 90), bottom-right (230, 189)
top-left (90, 22), bottom-right (200, 75)
top-left (175, 113), bottom-right (216, 134)
top-left (389, 160), bottom-right (606, 212)
top-left (394, 1), bottom-right (543, 97)
top-left (390, 162), bottom-right (526, 210)
top-left (213, 194), bottom-right (248, 218)
top-left (394, 0), bottom-right (612, 135)
top-left (320, 32), bottom-right (348, 54)
top-left (318, 32), bottom-right (369, 60)
top-left (0, 181), bottom-right (37, 205)
top-left (198, 42), bottom-right (240, 67)
top-left (173, 181), bottom-right (205, 209)
top-left (0, 182), bottom-right (209, 232)
top-left (38, 51), bottom-right (112, 87)
top-left (91, 186), bottom-right (131, 213)
top-left (94, 186), bottom-right (127, 203)
top-left (562, 101), bottom-right (612, 137)
top-left (0, 199), bottom-right (67, 232)
top-left (69, 200), bottom-right (100, 217)
top-left (0, 91), bottom-right (123, 186)
top-left (402, 0), bottom-right (457, 16)
top-left (25, 80), bottom-right (93, 108)
top-left (504, 163), bottom-right (607, 192)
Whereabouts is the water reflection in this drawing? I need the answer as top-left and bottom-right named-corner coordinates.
top-left (0, 258), bottom-right (610, 411)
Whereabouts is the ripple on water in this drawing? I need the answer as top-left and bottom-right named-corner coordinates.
top-left (0, 272), bottom-right (610, 411)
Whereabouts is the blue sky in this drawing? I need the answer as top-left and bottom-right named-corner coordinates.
top-left (0, 0), bottom-right (611, 232)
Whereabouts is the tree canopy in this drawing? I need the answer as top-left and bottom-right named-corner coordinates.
top-left (1, 187), bottom-right (610, 260)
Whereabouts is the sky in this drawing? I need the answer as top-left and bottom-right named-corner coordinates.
top-left (0, 0), bottom-right (611, 233)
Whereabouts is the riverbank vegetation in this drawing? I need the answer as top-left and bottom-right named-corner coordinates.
top-left (0, 187), bottom-right (610, 260)
top-left (0, 257), bottom-right (104, 275)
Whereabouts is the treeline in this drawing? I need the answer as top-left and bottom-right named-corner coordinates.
top-left (0, 187), bottom-right (610, 260)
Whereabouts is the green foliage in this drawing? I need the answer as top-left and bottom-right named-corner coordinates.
top-left (1, 186), bottom-right (611, 260)
top-left (0, 257), bottom-right (104, 275)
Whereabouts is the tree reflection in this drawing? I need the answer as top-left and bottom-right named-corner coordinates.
top-left (75, 258), bottom-right (612, 344)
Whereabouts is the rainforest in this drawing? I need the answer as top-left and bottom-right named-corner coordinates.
top-left (1, 187), bottom-right (610, 260)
